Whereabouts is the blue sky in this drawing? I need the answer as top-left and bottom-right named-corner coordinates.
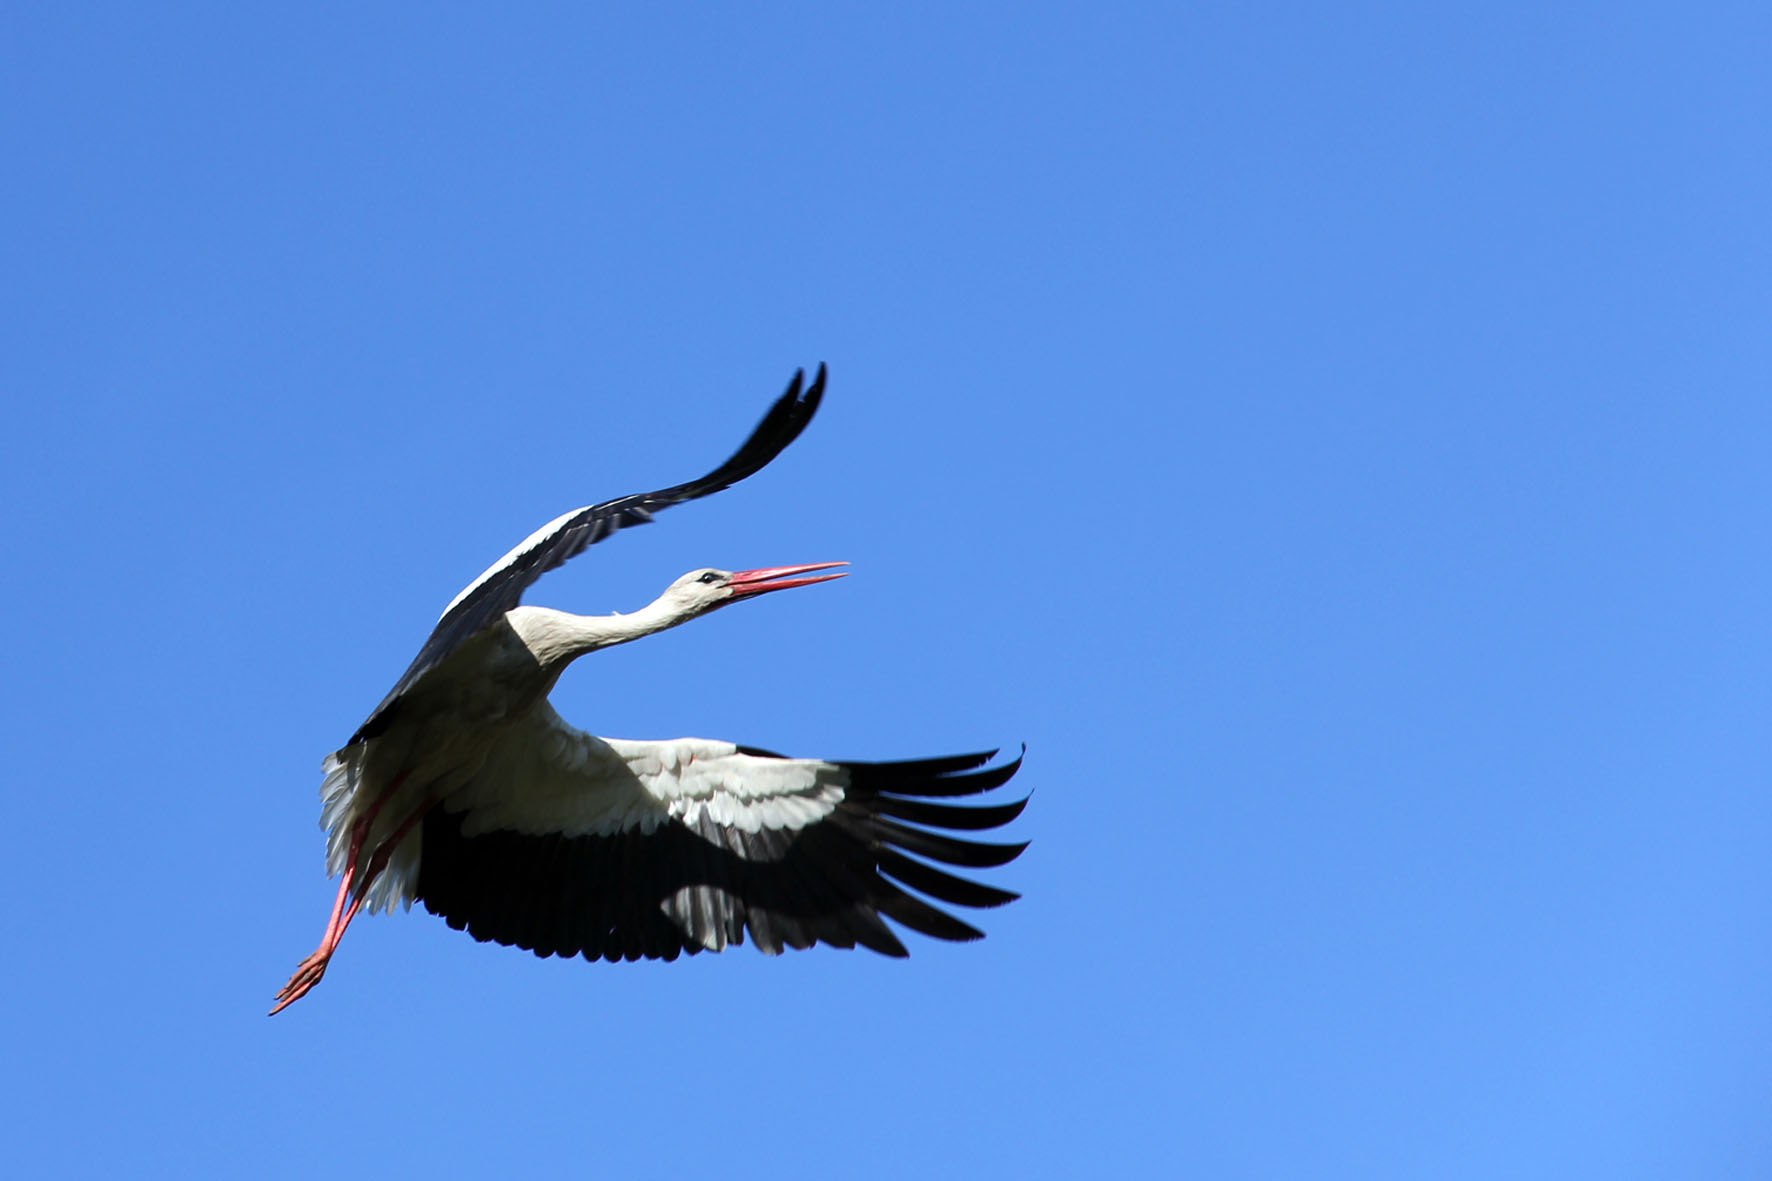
top-left (4, 4), bottom-right (1769, 1176)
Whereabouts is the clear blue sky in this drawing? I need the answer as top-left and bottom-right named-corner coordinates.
top-left (4, 5), bottom-right (1769, 1177)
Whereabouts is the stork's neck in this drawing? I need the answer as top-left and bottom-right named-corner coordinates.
top-left (504, 599), bottom-right (700, 673)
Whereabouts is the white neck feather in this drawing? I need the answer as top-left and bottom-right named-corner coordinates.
top-left (505, 596), bottom-right (701, 673)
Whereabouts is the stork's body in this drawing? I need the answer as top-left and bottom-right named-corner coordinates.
top-left (273, 367), bottom-right (1026, 1013)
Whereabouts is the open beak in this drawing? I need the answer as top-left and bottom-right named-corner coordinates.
top-left (727, 561), bottom-right (849, 599)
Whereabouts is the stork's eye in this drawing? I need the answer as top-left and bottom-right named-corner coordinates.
top-left (698, 572), bottom-right (723, 585)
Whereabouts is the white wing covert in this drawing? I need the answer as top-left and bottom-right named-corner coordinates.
top-left (446, 706), bottom-right (849, 841)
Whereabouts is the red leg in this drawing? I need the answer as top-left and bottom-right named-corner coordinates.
top-left (269, 771), bottom-right (410, 1016)
top-left (316, 822), bottom-right (367, 947)
top-left (327, 798), bottom-right (436, 949)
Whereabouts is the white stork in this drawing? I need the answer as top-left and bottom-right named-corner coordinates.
top-left (272, 366), bottom-right (1026, 1014)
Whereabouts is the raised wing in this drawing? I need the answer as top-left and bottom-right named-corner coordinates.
top-left (412, 705), bottom-right (1028, 961)
top-left (350, 365), bottom-right (826, 743)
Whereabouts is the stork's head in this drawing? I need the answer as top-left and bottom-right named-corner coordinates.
top-left (662, 562), bottom-right (849, 616)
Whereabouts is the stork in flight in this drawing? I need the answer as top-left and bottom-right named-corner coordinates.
top-left (272, 366), bottom-right (1026, 1014)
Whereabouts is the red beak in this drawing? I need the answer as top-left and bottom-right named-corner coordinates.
top-left (726, 561), bottom-right (849, 598)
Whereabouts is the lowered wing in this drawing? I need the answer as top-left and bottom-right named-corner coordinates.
top-left (411, 705), bottom-right (1028, 961)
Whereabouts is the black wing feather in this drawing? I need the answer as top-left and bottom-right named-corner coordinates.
top-left (414, 747), bottom-right (1027, 964)
top-left (351, 365), bottom-right (827, 743)
top-left (876, 849), bottom-right (1022, 909)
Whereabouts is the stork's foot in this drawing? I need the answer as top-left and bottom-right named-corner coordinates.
top-left (269, 949), bottom-right (333, 1016)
